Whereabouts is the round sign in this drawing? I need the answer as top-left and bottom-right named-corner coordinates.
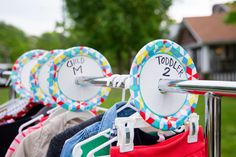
top-left (11, 49), bottom-right (47, 100)
top-left (30, 49), bottom-right (63, 107)
top-left (49, 46), bottom-right (112, 111)
top-left (130, 39), bottom-right (199, 131)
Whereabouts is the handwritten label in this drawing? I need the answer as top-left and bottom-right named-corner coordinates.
top-left (139, 53), bottom-right (187, 116)
top-left (65, 57), bottom-right (85, 76)
top-left (66, 57), bottom-right (85, 67)
top-left (155, 55), bottom-right (184, 77)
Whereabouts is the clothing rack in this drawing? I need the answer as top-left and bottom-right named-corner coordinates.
top-left (158, 79), bottom-right (236, 157)
top-left (3, 68), bottom-right (236, 157)
top-left (76, 77), bottom-right (236, 157)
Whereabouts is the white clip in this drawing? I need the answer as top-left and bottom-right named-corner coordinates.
top-left (188, 113), bottom-right (199, 143)
top-left (115, 117), bottom-right (135, 153)
top-left (106, 74), bottom-right (120, 87)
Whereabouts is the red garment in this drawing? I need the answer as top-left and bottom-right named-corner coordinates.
top-left (110, 126), bottom-right (205, 157)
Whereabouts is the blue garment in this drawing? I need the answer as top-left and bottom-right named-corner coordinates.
top-left (60, 101), bottom-right (135, 157)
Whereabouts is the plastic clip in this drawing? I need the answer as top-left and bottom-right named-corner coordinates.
top-left (187, 113), bottom-right (199, 143)
top-left (115, 117), bottom-right (135, 153)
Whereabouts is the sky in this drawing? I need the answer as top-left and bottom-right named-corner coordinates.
top-left (0, 0), bottom-right (234, 36)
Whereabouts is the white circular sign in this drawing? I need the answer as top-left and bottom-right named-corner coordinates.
top-left (58, 56), bottom-right (103, 101)
top-left (140, 54), bottom-right (187, 116)
top-left (38, 59), bottom-right (53, 96)
top-left (130, 39), bottom-right (199, 131)
top-left (21, 59), bottom-right (39, 93)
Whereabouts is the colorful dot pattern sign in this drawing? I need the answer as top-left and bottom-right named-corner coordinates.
top-left (11, 49), bottom-right (47, 100)
top-left (130, 39), bottom-right (199, 131)
top-left (30, 49), bottom-right (63, 107)
top-left (48, 46), bottom-right (112, 112)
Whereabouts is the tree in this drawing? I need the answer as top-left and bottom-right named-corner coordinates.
top-left (36, 32), bottom-right (68, 50)
top-left (64, 0), bottom-right (172, 73)
top-left (0, 22), bottom-right (29, 62)
top-left (225, 1), bottom-right (236, 24)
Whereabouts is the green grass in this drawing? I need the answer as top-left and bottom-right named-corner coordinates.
top-left (196, 96), bottom-right (236, 157)
top-left (1, 88), bottom-right (236, 156)
top-left (0, 88), bottom-right (9, 104)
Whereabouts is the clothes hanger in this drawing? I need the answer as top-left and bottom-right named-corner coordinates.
top-left (72, 129), bottom-right (111, 157)
top-left (77, 96), bottom-right (199, 156)
top-left (47, 106), bottom-right (60, 115)
top-left (86, 111), bottom-right (191, 155)
top-left (187, 113), bottom-right (199, 143)
top-left (0, 98), bottom-right (29, 121)
top-left (95, 106), bottom-right (108, 112)
top-left (116, 98), bottom-right (138, 113)
top-left (18, 114), bottom-right (44, 133)
top-left (113, 75), bottom-right (129, 101)
top-left (115, 76), bottom-right (138, 113)
top-left (81, 113), bottom-right (144, 156)
top-left (78, 101), bottom-right (140, 156)
top-left (72, 75), bottom-right (131, 157)
top-left (106, 74), bottom-right (130, 102)
top-left (113, 112), bottom-right (200, 153)
top-left (87, 136), bottom-right (118, 157)
top-left (18, 107), bottom-right (96, 133)
top-left (116, 75), bottom-right (137, 113)
top-left (18, 105), bottom-right (59, 133)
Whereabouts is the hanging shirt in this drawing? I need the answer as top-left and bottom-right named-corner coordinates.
top-left (13, 111), bottom-right (94, 157)
top-left (0, 104), bottom-right (44, 157)
top-left (46, 114), bottom-right (104, 157)
top-left (60, 102), bottom-right (185, 157)
top-left (76, 135), bottom-right (110, 157)
top-left (110, 126), bottom-right (205, 157)
top-left (60, 101), bottom-right (136, 157)
top-left (5, 116), bottom-right (48, 157)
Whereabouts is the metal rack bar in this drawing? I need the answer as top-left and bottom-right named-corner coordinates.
top-left (205, 93), bottom-right (221, 157)
top-left (79, 77), bottom-right (236, 96)
top-left (158, 79), bottom-right (236, 97)
top-left (75, 76), bottom-right (128, 89)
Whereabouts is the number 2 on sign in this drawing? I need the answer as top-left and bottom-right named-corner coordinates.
top-left (162, 67), bottom-right (170, 77)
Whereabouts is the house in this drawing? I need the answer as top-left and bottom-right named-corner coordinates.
top-left (174, 4), bottom-right (236, 80)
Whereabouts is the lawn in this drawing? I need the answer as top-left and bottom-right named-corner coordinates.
top-left (1, 88), bottom-right (236, 156)
top-left (0, 88), bottom-right (9, 104)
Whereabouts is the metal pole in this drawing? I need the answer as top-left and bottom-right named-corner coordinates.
top-left (77, 77), bottom-right (236, 96)
top-left (205, 92), bottom-right (221, 157)
top-left (158, 79), bottom-right (236, 97)
top-left (75, 76), bottom-right (129, 89)
top-left (9, 86), bottom-right (17, 99)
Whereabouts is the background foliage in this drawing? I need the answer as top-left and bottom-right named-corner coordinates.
top-left (225, 1), bottom-right (236, 24)
top-left (65, 0), bottom-right (172, 73)
top-left (0, 22), bottom-right (30, 62)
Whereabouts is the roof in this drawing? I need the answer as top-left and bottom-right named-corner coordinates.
top-left (183, 13), bottom-right (236, 44)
